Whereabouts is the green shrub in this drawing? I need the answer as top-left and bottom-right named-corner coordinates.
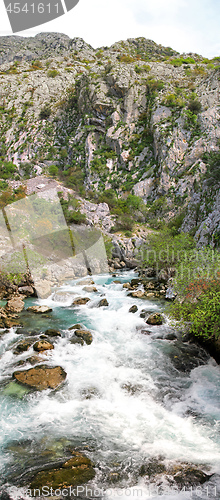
top-left (188, 99), bottom-right (202, 113)
top-left (163, 93), bottom-right (185, 108)
top-left (39, 106), bottom-right (51, 120)
top-left (139, 228), bottom-right (195, 272)
top-left (0, 161), bottom-right (17, 179)
top-left (203, 151), bottom-right (220, 185)
top-left (49, 164), bottom-right (59, 177)
top-left (0, 180), bottom-right (8, 190)
top-left (112, 214), bottom-right (134, 233)
top-left (47, 69), bottom-right (59, 78)
top-left (169, 273), bottom-right (220, 340)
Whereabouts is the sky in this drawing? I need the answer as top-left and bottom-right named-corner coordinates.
top-left (0, 0), bottom-right (220, 58)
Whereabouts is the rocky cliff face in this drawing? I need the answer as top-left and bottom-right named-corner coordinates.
top-left (0, 33), bottom-right (220, 245)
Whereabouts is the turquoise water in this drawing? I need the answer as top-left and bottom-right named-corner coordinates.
top-left (0, 271), bottom-right (220, 499)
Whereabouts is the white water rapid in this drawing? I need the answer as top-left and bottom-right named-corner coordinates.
top-left (0, 271), bottom-right (220, 499)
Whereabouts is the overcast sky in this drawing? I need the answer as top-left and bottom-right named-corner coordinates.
top-left (0, 0), bottom-right (220, 58)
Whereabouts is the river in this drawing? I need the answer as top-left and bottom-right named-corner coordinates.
top-left (0, 270), bottom-right (220, 499)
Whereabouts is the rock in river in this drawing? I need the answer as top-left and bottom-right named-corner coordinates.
top-left (29, 450), bottom-right (95, 490)
top-left (146, 313), bottom-right (164, 325)
top-left (33, 340), bottom-right (54, 352)
top-left (5, 296), bottom-right (25, 313)
top-left (44, 328), bottom-right (61, 337)
top-left (97, 298), bottom-right (109, 307)
top-left (13, 365), bottom-right (66, 390)
top-left (72, 297), bottom-right (90, 306)
top-left (27, 305), bottom-right (52, 314)
top-left (75, 329), bottom-right (93, 345)
top-left (129, 305), bottom-right (138, 313)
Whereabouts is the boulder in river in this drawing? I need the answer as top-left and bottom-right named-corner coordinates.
top-left (139, 458), bottom-right (212, 488)
top-left (29, 450), bottom-right (95, 490)
top-left (129, 290), bottom-right (145, 298)
top-left (13, 365), bottom-right (66, 390)
top-left (75, 329), bottom-right (93, 345)
top-left (146, 313), bottom-right (164, 325)
top-left (129, 305), bottom-right (138, 313)
top-left (18, 286), bottom-right (35, 296)
top-left (123, 282), bottom-right (132, 289)
top-left (5, 296), bottom-right (25, 313)
top-left (78, 278), bottom-right (95, 285)
top-left (72, 297), bottom-right (90, 306)
top-left (33, 340), bottom-right (54, 352)
top-left (82, 286), bottom-right (97, 292)
top-left (44, 328), bottom-right (61, 337)
top-left (27, 305), bottom-right (52, 314)
top-left (13, 340), bottom-right (33, 354)
top-left (69, 324), bottom-right (82, 331)
top-left (97, 298), bottom-right (109, 307)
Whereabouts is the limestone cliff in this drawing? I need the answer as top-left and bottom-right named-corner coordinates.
top-left (0, 33), bottom-right (220, 245)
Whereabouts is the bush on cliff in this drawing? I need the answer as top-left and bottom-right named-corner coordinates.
top-left (168, 246), bottom-right (220, 340)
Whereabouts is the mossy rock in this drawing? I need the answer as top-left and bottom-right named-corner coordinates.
top-left (44, 329), bottom-right (61, 337)
top-left (75, 329), bottom-right (93, 345)
top-left (33, 340), bottom-right (54, 352)
top-left (72, 297), bottom-right (90, 306)
top-left (13, 365), bottom-right (66, 390)
top-left (69, 324), bottom-right (82, 331)
top-left (146, 313), bottom-right (164, 325)
top-left (29, 452), bottom-right (95, 489)
top-left (97, 298), bottom-right (109, 307)
top-left (13, 340), bottom-right (33, 354)
top-left (129, 305), bottom-right (138, 313)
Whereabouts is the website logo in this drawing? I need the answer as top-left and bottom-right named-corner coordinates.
top-left (3, 0), bottom-right (80, 33)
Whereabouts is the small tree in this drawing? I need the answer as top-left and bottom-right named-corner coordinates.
top-left (49, 165), bottom-right (58, 177)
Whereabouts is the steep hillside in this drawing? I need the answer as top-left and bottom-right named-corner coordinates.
top-left (0, 33), bottom-right (220, 245)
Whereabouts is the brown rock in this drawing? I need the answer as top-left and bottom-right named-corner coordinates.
top-left (69, 324), bottom-right (82, 330)
top-left (5, 296), bottom-right (25, 313)
top-left (129, 305), bottom-right (138, 313)
top-left (78, 278), bottom-right (95, 285)
top-left (44, 329), bottom-right (61, 337)
top-left (14, 340), bottom-right (32, 354)
top-left (4, 318), bottom-right (21, 328)
top-left (82, 286), bottom-right (97, 292)
top-left (123, 282), bottom-right (131, 289)
top-left (72, 297), bottom-right (90, 306)
top-left (75, 329), bottom-right (93, 345)
top-left (97, 298), bottom-right (109, 307)
top-left (33, 340), bottom-right (54, 352)
top-left (146, 313), bottom-right (164, 325)
top-left (26, 356), bottom-right (41, 365)
top-left (130, 290), bottom-right (145, 298)
top-left (13, 365), bottom-right (66, 390)
top-left (29, 450), bottom-right (95, 489)
top-left (27, 305), bottom-right (52, 314)
top-left (18, 286), bottom-right (35, 296)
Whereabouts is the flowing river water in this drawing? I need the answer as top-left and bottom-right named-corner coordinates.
top-left (0, 270), bottom-right (220, 500)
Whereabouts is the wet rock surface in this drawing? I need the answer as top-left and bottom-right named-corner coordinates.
top-left (27, 305), bottom-right (52, 314)
top-left (33, 340), bottom-right (54, 352)
top-left (139, 458), bottom-right (213, 489)
top-left (146, 313), bottom-right (164, 325)
top-left (13, 365), bottom-right (67, 390)
top-left (29, 450), bottom-right (95, 490)
top-left (72, 297), bottom-right (91, 306)
top-left (5, 296), bottom-right (25, 314)
top-left (74, 329), bottom-right (93, 345)
top-left (97, 298), bottom-right (109, 307)
top-left (129, 305), bottom-right (138, 313)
